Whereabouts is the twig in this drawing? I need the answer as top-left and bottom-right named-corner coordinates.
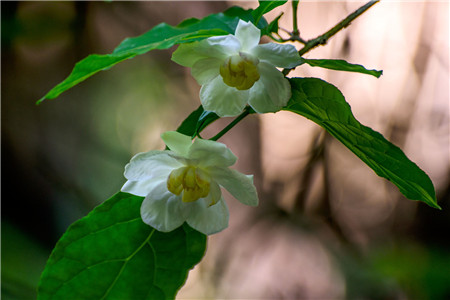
top-left (298, 0), bottom-right (379, 56)
top-left (292, 0), bottom-right (300, 37)
top-left (293, 130), bottom-right (325, 214)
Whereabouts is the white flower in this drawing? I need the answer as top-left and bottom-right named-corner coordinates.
top-left (172, 19), bottom-right (301, 117)
top-left (121, 131), bottom-right (258, 235)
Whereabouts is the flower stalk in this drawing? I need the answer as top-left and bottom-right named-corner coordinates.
top-left (210, 106), bottom-right (253, 141)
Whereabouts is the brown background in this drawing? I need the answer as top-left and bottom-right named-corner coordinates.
top-left (2, 1), bottom-right (449, 299)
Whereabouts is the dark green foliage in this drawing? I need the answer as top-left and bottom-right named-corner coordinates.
top-left (38, 193), bottom-right (207, 300)
top-left (37, 11), bottom-right (254, 104)
top-left (252, 0), bottom-right (287, 24)
top-left (285, 77), bottom-right (439, 209)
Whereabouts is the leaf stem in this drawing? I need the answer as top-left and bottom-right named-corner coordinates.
top-left (209, 106), bottom-right (252, 141)
top-left (292, 0), bottom-right (300, 37)
top-left (276, 2), bottom-right (306, 44)
top-left (298, 0), bottom-right (379, 56)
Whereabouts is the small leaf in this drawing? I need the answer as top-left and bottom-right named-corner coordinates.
top-left (301, 58), bottom-right (383, 78)
top-left (223, 5), bottom-right (268, 30)
top-left (37, 11), bottom-right (255, 104)
top-left (175, 105), bottom-right (205, 138)
top-left (38, 192), bottom-right (207, 300)
top-left (266, 12), bottom-right (284, 34)
top-left (252, 0), bottom-right (288, 25)
top-left (195, 110), bottom-right (220, 137)
top-left (285, 77), bottom-right (439, 209)
top-left (174, 105), bottom-right (221, 139)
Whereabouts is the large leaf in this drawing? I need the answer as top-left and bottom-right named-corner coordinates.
top-left (37, 10), bottom-right (257, 104)
top-left (284, 77), bottom-right (439, 209)
top-left (38, 192), bottom-right (207, 300)
top-left (301, 58), bottom-right (383, 78)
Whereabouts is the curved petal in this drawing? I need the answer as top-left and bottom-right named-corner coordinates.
top-left (172, 42), bottom-right (204, 67)
top-left (140, 181), bottom-right (187, 232)
top-left (253, 43), bottom-right (301, 68)
top-left (185, 198), bottom-right (229, 235)
top-left (235, 20), bottom-right (261, 52)
top-left (121, 176), bottom-right (166, 197)
top-left (188, 138), bottom-right (237, 168)
top-left (248, 62), bottom-right (291, 113)
top-left (192, 57), bottom-right (223, 85)
top-left (203, 180), bottom-right (222, 206)
top-left (209, 167), bottom-right (258, 206)
top-left (200, 76), bottom-right (249, 117)
top-left (124, 151), bottom-right (183, 181)
top-left (172, 35), bottom-right (240, 67)
top-left (201, 35), bottom-right (241, 58)
top-left (161, 131), bottom-right (192, 156)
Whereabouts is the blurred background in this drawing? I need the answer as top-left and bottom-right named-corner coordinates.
top-left (1, 1), bottom-right (449, 299)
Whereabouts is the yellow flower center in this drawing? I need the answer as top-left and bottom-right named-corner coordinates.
top-left (167, 165), bottom-right (211, 203)
top-left (219, 53), bottom-right (260, 90)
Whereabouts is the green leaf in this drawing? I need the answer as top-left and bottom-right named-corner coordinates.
top-left (38, 192), bottom-right (207, 300)
top-left (37, 11), bottom-right (253, 104)
top-left (195, 110), bottom-right (220, 137)
top-left (285, 77), bottom-right (439, 209)
top-left (301, 58), bottom-right (383, 78)
top-left (175, 105), bottom-right (220, 139)
top-left (175, 105), bottom-right (205, 138)
top-left (223, 6), bottom-right (268, 31)
top-left (266, 12), bottom-right (284, 34)
top-left (252, 0), bottom-right (288, 25)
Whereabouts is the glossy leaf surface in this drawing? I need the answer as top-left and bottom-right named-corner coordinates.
top-left (285, 77), bottom-right (439, 209)
top-left (38, 192), bottom-right (207, 300)
top-left (37, 11), bottom-right (257, 104)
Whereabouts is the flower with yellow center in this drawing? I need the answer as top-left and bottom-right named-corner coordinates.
top-left (172, 19), bottom-right (301, 117)
top-left (121, 131), bottom-right (258, 235)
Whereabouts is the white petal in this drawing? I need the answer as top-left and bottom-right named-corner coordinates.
top-left (185, 198), bottom-right (229, 235)
top-left (172, 35), bottom-right (240, 67)
top-left (235, 20), bottom-right (260, 52)
top-left (209, 168), bottom-right (258, 206)
top-left (192, 58), bottom-right (222, 85)
top-left (203, 180), bottom-right (222, 206)
top-left (200, 76), bottom-right (249, 117)
top-left (161, 131), bottom-right (192, 156)
top-left (202, 35), bottom-right (241, 58)
top-left (248, 62), bottom-right (291, 113)
top-left (121, 176), bottom-right (166, 197)
top-left (140, 181), bottom-right (187, 232)
top-left (253, 43), bottom-right (301, 68)
top-left (124, 151), bottom-right (183, 181)
top-left (172, 42), bottom-right (205, 67)
top-left (188, 138), bottom-right (237, 168)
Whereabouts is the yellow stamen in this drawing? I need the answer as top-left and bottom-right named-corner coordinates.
top-left (167, 166), bottom-right (211, 202)
top-left (220, 53), bottom-right (260, 90)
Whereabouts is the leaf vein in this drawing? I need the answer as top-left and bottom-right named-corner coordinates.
top-left (100, 229), bottom-right (156, 300)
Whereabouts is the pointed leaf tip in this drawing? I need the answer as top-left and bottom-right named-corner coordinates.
top-left (284, 77), bottom-right (439, 209)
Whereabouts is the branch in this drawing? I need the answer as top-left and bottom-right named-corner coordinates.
top-left (298, 0), bottom-right (379, 56)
